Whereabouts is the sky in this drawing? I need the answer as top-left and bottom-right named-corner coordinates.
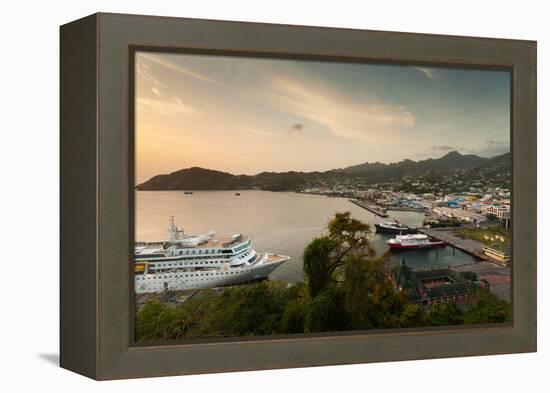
top-left (135, 52), bottom-right (510, 183)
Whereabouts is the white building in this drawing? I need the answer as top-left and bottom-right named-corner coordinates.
top-left (482, 204), bottom-right (511, 220)
top-left (433, 207), bottom-right (487, 223)
top-left (364, 189), bottom-right (378, 200)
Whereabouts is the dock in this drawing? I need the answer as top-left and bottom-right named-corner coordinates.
top-left (348, 199), bottom-right (389, 217)
top-left (418, 227), bottom-right (504, 264)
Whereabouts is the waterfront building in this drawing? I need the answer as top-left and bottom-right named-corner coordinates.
top-left (391, 264), bottom-right (482, 306)
top-left (364, 189), bottom-right (378, 200)
top-left (482, 204), bottom-right (511, 220)
top-left (432, 206), bottom-right (487, 223)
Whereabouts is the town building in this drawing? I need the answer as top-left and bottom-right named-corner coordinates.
top-left (364, 189), bottom-right (379, 200)
top-left (432, 206), bottom-right (487, 223)
top-left (391, 264), bottom-right (482, 306)
top-left (483, 204), bottom-right (511, 220)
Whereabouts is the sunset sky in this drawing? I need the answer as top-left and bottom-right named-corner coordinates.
top-left (135, 52), bottom-right (510, 184)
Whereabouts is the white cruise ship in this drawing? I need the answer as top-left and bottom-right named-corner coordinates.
top-left (134, 217), bottom-right (290, 293)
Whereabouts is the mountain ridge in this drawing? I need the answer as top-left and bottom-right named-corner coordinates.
top-left (136, 151), bottom-right (510, 191)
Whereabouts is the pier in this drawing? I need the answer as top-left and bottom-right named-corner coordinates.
top-left (417, 227), bottom-right (510, 300)
top-left (418, 227), bottom-right (493, 262)
top-left (348, 199), bottom-right (389, 217)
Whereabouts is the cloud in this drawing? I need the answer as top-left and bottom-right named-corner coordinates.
top-left (230, 126), bottom-right (275, 137)
top-left (288, 123), bottom-right (304, 134)
top-left (136, 55), bottom-right (208, 117)
top-left (151, 86), bottom-right (163, 98)
top-left (475, 139), bottom-right (510, 157)
top-left (412, 66), bottom-right (437, 79)
top-left (137, 96), bottom-right (200, 116)
top-left (138, 53), bottom-right (222, 85)
top-left (136, 61), bottom-right (165, 89)
top-left (265, 76), bottom-right (415, 144)
top-left (431, 145), bottom-right (455, 151)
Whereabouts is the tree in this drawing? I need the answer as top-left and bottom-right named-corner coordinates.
top-left (463, 289), bottom-right (510, 324)
top-left (427, 302), bottom-right (464, 326)
top-left (281, 299), bottom-right (306, 334)
top-left (135, 301), bottom-right (177, 341)
top-left (302, 212), bottom-right (372, 296)
top-left (209, 281), bottom-right (288, 336)
top-left (302, 237), bottom-right (335, 297)
top-left (343, 255), bottom-right (406, 329)
top-left (459, 271), bottom-right (478, 282)
top-left (397, 304), bottom-right (426, 328)
top-left (305, 287), bottom-right (350, 332)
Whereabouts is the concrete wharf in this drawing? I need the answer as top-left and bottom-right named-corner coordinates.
top-left (348, 199), bottom-right (389, 217)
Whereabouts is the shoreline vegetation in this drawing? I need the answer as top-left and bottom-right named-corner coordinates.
top-left (135, 213), bottom-right (510, 342)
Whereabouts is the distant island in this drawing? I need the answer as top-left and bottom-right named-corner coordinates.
top-left (136, 151), bottom-right (511, 193)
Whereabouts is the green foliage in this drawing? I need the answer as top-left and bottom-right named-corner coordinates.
top-left (427, 303), bottom-right (464, 326)
top-left (302, 237), bottom-right (335, 297)
top-left (302, 212), bottom-right (372, 297)
top-left (305, 287), bottom-right (350, 332)
top-left (281, 299), bottom-right (306, 334)
top-left (455, 226), bottom-right (510, 246)
top-left (463, 289), bottom-right (511, 324)
top-left (326, 212), bottom-right (372, 248)
top-left (397, 304), bottom-right (426, 328)
top-left (135, 301), bottom-right (176, 342)
top-left (343, 255), bottom-right (406, 330)
top-left (459, 271), bottom-right (478, 282)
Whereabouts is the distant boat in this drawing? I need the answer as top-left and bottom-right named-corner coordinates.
top-left (184, 191), bottom-right (193, 195)
top-left (375, 220), bottom-right (417, 234)
top-left (235, 192), bottom-right (240, 196)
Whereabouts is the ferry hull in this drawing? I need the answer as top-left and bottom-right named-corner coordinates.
top-left (374, 224), bottom-right (418, 234)
top-left (387, 241), bottom-right (446, 250)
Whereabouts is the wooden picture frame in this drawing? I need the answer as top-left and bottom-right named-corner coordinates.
top-left (60, 12), bottom-right (536, 380)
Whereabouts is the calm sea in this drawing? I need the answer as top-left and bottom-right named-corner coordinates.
top-left (136, 190), bottom-right (478, 282)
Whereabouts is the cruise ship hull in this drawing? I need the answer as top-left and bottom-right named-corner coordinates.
top-left (135, 255), bottom-right (288, 293)
top-left (134, 218), bottom-right (290, 294)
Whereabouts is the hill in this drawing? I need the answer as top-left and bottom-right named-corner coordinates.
top-left (136, 151), bottom-right (510, 191)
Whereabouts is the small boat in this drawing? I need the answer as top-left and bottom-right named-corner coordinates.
top-left (386, 234), bottom-right (445, 250)
top-left (184, 191), bottom-right (193, 195)
top-left (375, 219), bottom-right (417, 234)
top-left (235, 192), bottom-right (240, 196)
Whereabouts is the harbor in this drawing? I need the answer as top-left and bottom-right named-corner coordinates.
top-left (135, 191), bottom-right (511, 302)
top-left (348, 198), bottom-right (389, 217)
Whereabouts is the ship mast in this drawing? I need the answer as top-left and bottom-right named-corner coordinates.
top-left (168, 216), bottom-right (184, 242)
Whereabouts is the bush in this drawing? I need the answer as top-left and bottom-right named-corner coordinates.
top-left (463, 289), bottom-right (511, 324)
top-left (305, 287), bottom-right (350, 332)
top-left (427, 303), bottom-right (464, 326)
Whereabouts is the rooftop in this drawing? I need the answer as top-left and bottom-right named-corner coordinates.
top-left (391, 265), bottom-right (480, 302)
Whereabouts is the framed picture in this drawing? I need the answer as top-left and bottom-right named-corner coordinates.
top-left (60, 13), bottom-right (536, 380)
